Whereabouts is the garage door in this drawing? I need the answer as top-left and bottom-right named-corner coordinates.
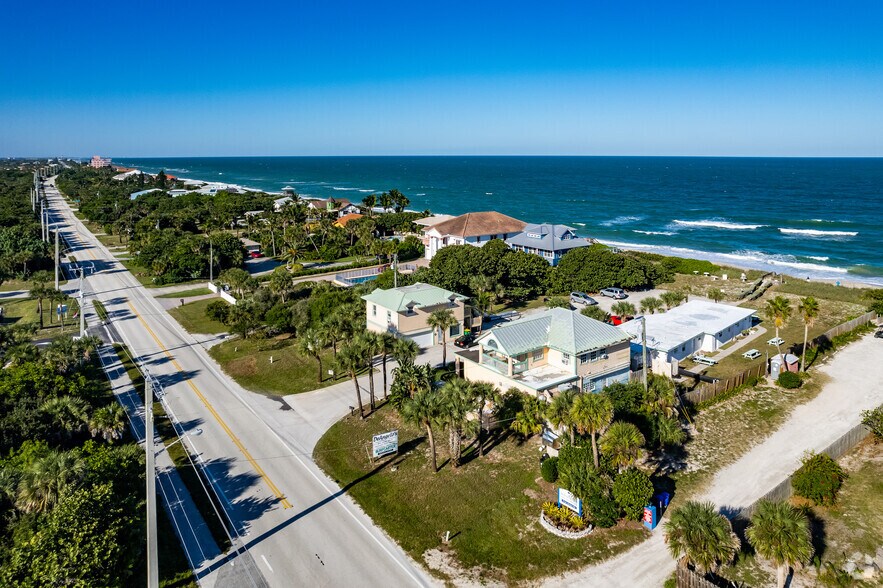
top-left (407, 330), bottom-right (435, 349)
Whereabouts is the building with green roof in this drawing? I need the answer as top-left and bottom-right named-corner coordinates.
top-left (362, 282), bottom-right (475, 347)
top-left (458, 308), bottom-right (632, 397)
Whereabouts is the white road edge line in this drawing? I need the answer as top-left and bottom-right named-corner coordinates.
top-left (261, 555), bottom-right (274, 573)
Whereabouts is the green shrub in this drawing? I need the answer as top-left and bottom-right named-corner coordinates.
top-left (791, 452), bottom-right (846, 505)
top-left (777, 371), bottom-right (802, 389)
top-left (612, 468), bottom-right (654, 521)
top-left (861, 405), bottom-right (883, 441)
top-left (541, 501), bottom-right (589, 531)
top-left (204, 300), bottom-right (230, 324)
top-left (541, 456), bottom-right (559, 483)
top-left (586, 492), bottom-right (621, 528)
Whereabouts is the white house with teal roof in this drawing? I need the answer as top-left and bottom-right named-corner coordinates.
top-left (505, 223), bottom-right (593, 266)
top-left (457, 307), bottom-right (633, 398)
top-left (362, 282), bottom-right (474, 348)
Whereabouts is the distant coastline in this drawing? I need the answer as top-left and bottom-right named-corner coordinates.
top-left (113, 156), bottom-right (883, 288)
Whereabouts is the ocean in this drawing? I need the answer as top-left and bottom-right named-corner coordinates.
top-left (112, 157), bottom-right (883, 286)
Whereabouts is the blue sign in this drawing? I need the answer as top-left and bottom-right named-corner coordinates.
top-left (557, 488), bottom-right (582, 517)
top-left (642, 505), bottom-right (658, 530)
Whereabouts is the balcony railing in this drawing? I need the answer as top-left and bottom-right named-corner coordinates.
top-left (482, 353), bottom-right (509, 375)
top-left (513, 360), bottom-right (529, 375)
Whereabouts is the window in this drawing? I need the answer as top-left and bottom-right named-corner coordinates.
top-left (372, 304), bottom-right (377, 317)
top-left (579, 353), bottom-right (589, 364)
top-left (532, 349), bottom-right (544, 361)
top-left (386, 311), bottom-right (392, 323)
top-left (582, 379), bottom-right (596, 393)
top-left (562, 353), bottom-right (571, 366)
top-left (450, 324), bottom-right (460, 337)
top-left (476, 235), bottom-right (482, 243)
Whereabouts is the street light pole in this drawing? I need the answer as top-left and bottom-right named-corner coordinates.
top-left (79, 267), bottom-right (85, 338)
top-left (144, 374), bottom-right (160, 588)
top-left (209, 239), bottom-right (213, 283)
top-left (641, 316), bottom-right (648, 392)
top-left (54, 228), bottom-right (60, 289)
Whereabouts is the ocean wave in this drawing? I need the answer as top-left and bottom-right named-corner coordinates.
top-left (165, 168), bottom-right (190, 173)
top-left (673, 219), bottom-right (765, 230)
top-left (358, 189), bottom-right (374, 193)
top-left (722, 250), bottom-right (847, 274)
top-left (572, 222), bottom-right (586, 226)
top-left (601, 215), bottom-right (645, 227)
top-left (778, 228), bottom-right (858, 237)
top-left (805, 256), bottom-right (830, 261)
top-left (332, 186), bottom-right (361, 191)
top-left (808, 218), bottom-right (853, 223)
top-left (633, 229), bottom-right (676, 236)
top-left (415, 193), bottom-right (426, 196)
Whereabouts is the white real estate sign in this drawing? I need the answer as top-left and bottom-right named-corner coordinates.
top-left (558, 488), bottom-right (582, 516)
top-left (372, 430), bottom-right (398, 458)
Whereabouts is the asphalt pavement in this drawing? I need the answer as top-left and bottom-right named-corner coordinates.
top-left (44, 177), bottom-right (435, 588)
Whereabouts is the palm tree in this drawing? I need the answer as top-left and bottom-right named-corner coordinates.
top-left (438, 378), bottom-right (478, 468)
top-left (746, 500), bottom-right (813, 588)
top-left (707, 288), bottom-right (725, 303)
top-left (401, 389), bottom-right (442, 472)
top-left (639, 296), bottom-right (663, 314)
top-left (41, 396), bottom-right (88, 439)
top-left (660, 291), bottom-right (683, 310)
top-left (378, 333), bottom-right (397, 399)
top-left (392, 337), bottom-right (420, 366)
top-left (571, 393), bottom-right (613, 468)
top-left (88, 403), bottom-right (127, 442)
top-left (30, 281), bottom-right (51, 330)
top-left (426, 309), bottom-right (457, 368)
top-left (611, 301), bottom-right (637, 318)
top-left (797, 297), bottom-right (820, 372)
top-left (337, 338), bottom-right (368, 418)
top-left (357, 331), bottom-right (380, 410)
top-left (645, 374), bottom-right (678, 419)
top-left (664, 500), bottom-right (740, 575)
top-left (546, 388), bottom-right (578, 444)
top-left (298, 328), bottom-right (327, 383)
top-left (470, 381), bottom-right (499, 457)
top-left (15, 450), bottom-right (86, 513)
top-left (764, 295), bottom-right (792, 361)
top-left (322, 311), bottom-right (350, 357)
top-left (600, 421), bottom-right (645, 471)
top-left (510, 396), bottom-right (545, 438)
top-left (581, 306), bottom-right (610, 322)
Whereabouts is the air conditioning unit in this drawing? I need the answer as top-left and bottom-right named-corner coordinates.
top-left (600, 354), bottom-right (609, 360)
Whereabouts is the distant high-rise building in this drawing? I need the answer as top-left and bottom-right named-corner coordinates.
top-left (90, 155), bottom-right (112, 168)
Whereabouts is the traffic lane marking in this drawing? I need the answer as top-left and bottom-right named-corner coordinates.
top-left (127, 300), bottom-right (293, 510)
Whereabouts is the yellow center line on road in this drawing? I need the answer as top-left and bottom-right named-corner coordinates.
top-left (127, 301), bottom-right (293, 509)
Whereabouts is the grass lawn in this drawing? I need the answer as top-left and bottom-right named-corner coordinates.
top-left (118, 259), bottom-right (206, 290)
top-left (657, 267), bottom-right (767, 302)
top-left (497, 295), bottom-right (547, 314)
top-left (315, 404), bottom-right (648, 585)
top-left (209, 336), bottom-right (354, 396)
top-left (0, 296), bottom-right (84, 340)
top-left (168, 298), bottom-right (228, 334)
top-left (157, 287), bottom-right (213, 299)
top-left (0, 277), bottom-right (68, 292)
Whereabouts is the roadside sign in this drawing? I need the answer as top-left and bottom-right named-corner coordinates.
top-left (372, 430), bottom-right (398, 458)
top-left (557, 488), bottom-right (582, 517)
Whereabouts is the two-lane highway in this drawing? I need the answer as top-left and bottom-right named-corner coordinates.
top-left (44, 178), bottom-right (435, 588)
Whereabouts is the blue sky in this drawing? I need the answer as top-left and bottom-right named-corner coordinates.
top-left (1, 0), bottom-right (882, 156)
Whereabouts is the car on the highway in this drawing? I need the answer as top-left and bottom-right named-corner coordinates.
top-left (454, 331), bottom-right (477, 348)
top-left (569, 291), bottom-right (598, 306)
top-left (600, 287), bottom-right (627, 299)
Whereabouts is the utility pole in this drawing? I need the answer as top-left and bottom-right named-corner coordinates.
top-left (641, 316), bottom-right (648, 392)
top-left (40, 199), bottom-right (46, 241)
top-left (54, 227), bottom-right (60, 289)
top-left (144, 374), bottom-right (160, 588)
top-left (393, 253), bottom-right (398, 288)
top-left (209, 239), bottom-right (214, 282)
top-left (79, 267), bottom-right (85, 338)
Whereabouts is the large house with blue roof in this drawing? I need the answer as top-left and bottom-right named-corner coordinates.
top-left (505, 223), bottom-right (594, 266)
top-left (457, 307), bottom-right (632, 398)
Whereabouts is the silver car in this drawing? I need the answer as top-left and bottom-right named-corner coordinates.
top-left (570, 291), bottom-right (598, 306)
top-left (600, 287), bottom-right (627, 299)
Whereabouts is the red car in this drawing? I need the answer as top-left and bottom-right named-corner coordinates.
top-left (249, 251), bottom-right (264, 259)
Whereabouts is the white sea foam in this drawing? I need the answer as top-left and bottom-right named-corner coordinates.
top-left (722, 250), bottom-right (848, 274)
top-left (415, 193), bottom-right (426, 196)
top-left (806, 256), bottom-right (830, 261)
top-left (601, 215), bottom-right (645, 227)
top-left (633, 230), bottom-right (676, 236)
top-left (778, 228), bottom-right (858, 237)
top-left (485, 192), bottom-right (493, 195)
top-left (572, 222), bottom-right (586, 226)
top-left (673, 219), bottom-right (765, 230)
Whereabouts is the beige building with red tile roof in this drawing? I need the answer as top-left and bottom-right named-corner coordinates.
top-left (421, 211), bottom-right (526, 260)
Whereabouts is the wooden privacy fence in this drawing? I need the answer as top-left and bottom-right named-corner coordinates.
top-left (682, 363), bottom-right (768, 406)
top-left (789, 311), bottom-right (877, 356)
top-left (736, 420), bottom-right (871, 521)
top-left (676, 565), bottom-right (740, 588)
